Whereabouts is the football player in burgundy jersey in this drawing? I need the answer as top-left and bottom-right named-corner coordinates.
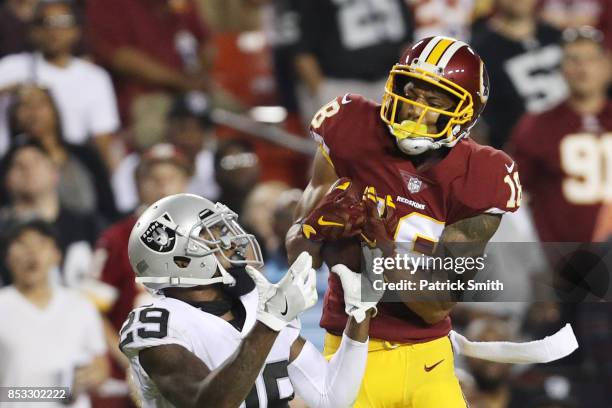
top-left (286, 36), bottom-right (522, 407)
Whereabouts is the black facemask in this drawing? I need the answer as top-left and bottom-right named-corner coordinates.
top-left (222, 265), bottom-right (256, 298)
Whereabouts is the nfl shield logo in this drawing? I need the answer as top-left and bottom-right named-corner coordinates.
top-left (407, 176), bottom-right (422, 193)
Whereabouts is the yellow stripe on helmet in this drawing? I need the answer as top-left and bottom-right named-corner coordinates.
top-left (425, 38), bottom-right (455, 66)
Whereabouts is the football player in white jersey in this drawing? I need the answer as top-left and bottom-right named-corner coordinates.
top-left (120, 193), bottom-right (381, 408)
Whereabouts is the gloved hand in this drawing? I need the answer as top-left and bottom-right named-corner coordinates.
top-left (245, 251), bottom-right (318, 331)
top-left (301, 178), bottom-right (366, 242)
top-left (360, 186), bottom-right (398, 256)
top-left (331, 245), bottom-right (385, 323)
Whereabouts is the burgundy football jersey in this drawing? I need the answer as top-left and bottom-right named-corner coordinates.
top-left (310, 94), bottom-right (520, 343)
top-left (510, 100), bottom-right (612, 243)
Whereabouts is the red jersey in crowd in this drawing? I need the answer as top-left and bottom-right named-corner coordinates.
top-left (510, 100), bottom-right (612, 242)
top-left (86, 0), bottom-right (210, 122)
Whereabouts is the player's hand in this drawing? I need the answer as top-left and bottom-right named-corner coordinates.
top-left (360, 186), bottom-right (398, 256)
top-left (331, 253), bottom-right (383, 323)
top-left (245, 252), bottom-right (318, 331)
top-left (301, 178), bottom-right (366, 242)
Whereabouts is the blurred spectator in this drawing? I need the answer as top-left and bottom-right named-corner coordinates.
top-left (264, 0), bottom-right (301, 113)
top-left (264, 187), bottom-right (302, 280)
top-left (0, 138), bottom-right (101, 287)
top-left (214, 138), bottom-right (261, 215)
top-left (86, 0), bottom-right (227, 148)
top-left (539, 0), bottom-right (602, 30)
top-left (471, 0), bottom-right (568, 149)
top-left (509, 26), bottom-right (611, 243)
top-left (409, 0), bottom-right (475, 40)
top-left (598, 0), bottom-right (612, 51)
top-left (461, 317), bottom-right (560, 408)
top-left (112, 92), bottom-right (218, 214)
top-left (0, 219), bottom-right (109, 407)
top-left (293, 0), bottom-right (413, 122)
top-left (0, 0), bottom-right (120, 168)
top-left (241, 180), bottom-right (289, 256)
top-left (7, 85), bottom-right (118, 221)
top-left (87, 143), bottom-right (191, 408)
top-left (0, 0), bottom-right (37, 58)
top-left (198, 0), bottom-right (265, 33)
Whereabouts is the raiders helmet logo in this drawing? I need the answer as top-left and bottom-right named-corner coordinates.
top-left (141, 214), bottom-right (176, 253)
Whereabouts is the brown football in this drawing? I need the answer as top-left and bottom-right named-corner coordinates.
top-left (321, 237), bottom-right (362, 272)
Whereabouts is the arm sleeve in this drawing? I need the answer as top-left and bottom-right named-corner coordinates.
top-left (287, 333), bottom-right (368, 408)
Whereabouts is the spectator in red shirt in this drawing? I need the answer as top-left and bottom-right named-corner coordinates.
top-left (85, 0), bottom-right (217, 147)
top-left (87, 144), bottom-right (191, 407)
top-left (510, 26), bottom-right (611, 243)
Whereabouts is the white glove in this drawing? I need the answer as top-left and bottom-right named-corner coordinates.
top-left (246, 252), bottom-right (318, 331)
top-left (331, 244), bottom-right (385, 323)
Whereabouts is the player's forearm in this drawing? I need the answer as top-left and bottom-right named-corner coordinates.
top-left (194, 322), bottom-right (278, 407)
top-left (384, 268), bottom-right (455, 325)
top-left (286, 223), bottom-right (324, 267)
top-left (344, 313), bottom-right (371, 343)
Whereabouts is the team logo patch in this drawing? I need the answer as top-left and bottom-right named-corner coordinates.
top-left (408, 176), bottom-right (423, 194)
top-left (141, 214), bottom-right (176, 253)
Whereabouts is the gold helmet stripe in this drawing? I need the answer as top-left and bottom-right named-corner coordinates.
top-left (417, 36), bottom-right (445, 63)
top-left (425, 38), bottom-right (455, 65)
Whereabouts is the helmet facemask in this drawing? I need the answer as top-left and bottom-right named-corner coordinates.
top-left (186, 204), bottom-right (264, 271)
top-left (381, 65), bottom-right (475, 152)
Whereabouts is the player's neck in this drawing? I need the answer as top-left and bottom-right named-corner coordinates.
top-left (407, 148), bottom-right (447, 171)
top-left (567, 92), bottom-right (607, 115)
top-left (165, 286), bottom-right (235, 321)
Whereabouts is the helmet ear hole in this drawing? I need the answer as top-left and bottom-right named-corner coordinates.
top-left (174, 256), bottom-right (191, 268)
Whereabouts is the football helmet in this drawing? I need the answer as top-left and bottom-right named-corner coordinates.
top-left (128, 193), bottom-right (263, 292)
top-left (381, 36), bottom-right (490, 155)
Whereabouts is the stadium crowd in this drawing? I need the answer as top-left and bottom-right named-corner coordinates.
top-left (0, 0), bottom-right (610, 407)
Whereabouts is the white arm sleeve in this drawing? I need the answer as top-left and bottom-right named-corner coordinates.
top-left (287, 334), bottom-right (368, 408)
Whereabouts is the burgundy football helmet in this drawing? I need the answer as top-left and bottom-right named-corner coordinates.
top-left (381, 36), bottom-right (490, 155)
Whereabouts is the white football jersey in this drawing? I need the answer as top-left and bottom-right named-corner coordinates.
top-left (119, 290), bottom-right (300, 408)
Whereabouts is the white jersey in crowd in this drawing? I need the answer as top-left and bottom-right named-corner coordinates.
top-left (0, 286), bottom-right (107, 408)
top-left (120, 290), bottom-right (299, 408)
top-left (0, 52), bottom-right (120, 155)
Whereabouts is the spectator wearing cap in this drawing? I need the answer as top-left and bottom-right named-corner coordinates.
top-left (0, 0), bottom-right (120, 168)
top-left (0, 219), bottom-right (109, 407)
top-left (87, 144), bottom-right (192, 408)
top-left (111, 93), bottom-right (219, 214)
top-left (0, 138), bottom-right (102, 288)
top-left (6, 85), bottom-right (118, 221)
top-left (471, 0), bottom-right (568, 149)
